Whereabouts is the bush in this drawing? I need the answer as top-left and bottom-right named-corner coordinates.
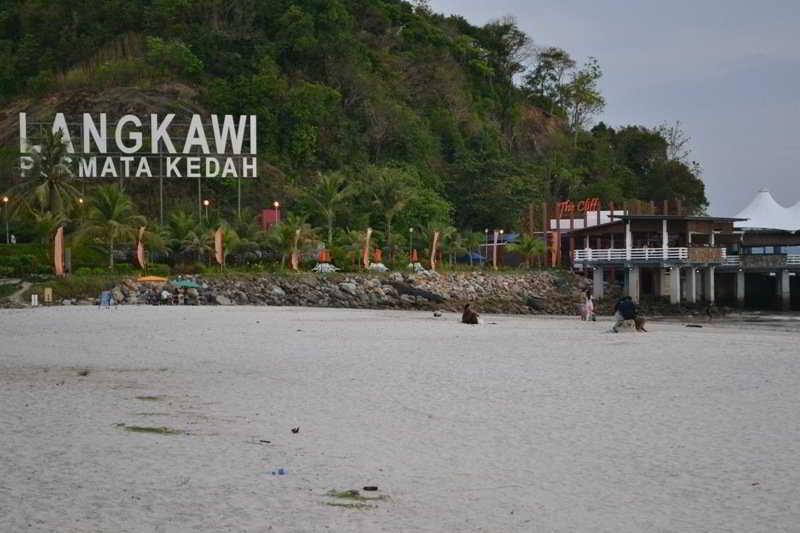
top-left (0, 254), bottom-right (40, 276)
top-left (145, 263), bottom-right (170, 276)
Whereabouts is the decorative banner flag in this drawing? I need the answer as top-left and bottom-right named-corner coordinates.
top-left (430, 231), bottom-right (440, 271)
top-left (54, 226), bottom-right (65, 277)
top-left (214, 228), bottom-right (224, 266)
top-left (492, 230), bottom-right (499, 270)
top-left (290, 228), bottom-right (301, 271)
top-left (363, 227), bottom-right (372, 269)
top-left (550, 231), bottom-right (560, 267)
top-left (136, 226), bottom-right (146, 270)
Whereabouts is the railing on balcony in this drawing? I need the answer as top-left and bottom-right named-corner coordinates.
top-left (721, 254), bottom-right (800, 266)
top-left (573, 247), bottom-right (689, 263)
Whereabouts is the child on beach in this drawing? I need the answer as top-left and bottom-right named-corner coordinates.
top-left (581, 291), bottom-right (595, 321)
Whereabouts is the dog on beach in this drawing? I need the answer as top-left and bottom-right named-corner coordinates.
top-left (634, 316), bottom-right (648, 332)
top-left (462, 304), bottom-right (479, 325)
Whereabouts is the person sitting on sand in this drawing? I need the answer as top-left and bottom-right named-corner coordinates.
top-left (462, 303), bottom-right (479, 325)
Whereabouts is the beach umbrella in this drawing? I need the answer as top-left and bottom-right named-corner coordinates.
top-left (137, 276), bottom-right (168, 283)
top-left (170, 279), bottom-right (202, 289)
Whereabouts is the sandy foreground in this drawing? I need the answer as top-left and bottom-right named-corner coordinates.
top-left (1, 307), bottom-right (799, 532)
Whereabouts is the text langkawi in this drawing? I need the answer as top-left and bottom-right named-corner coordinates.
top-left (18, 113), bottom-right (258, 179)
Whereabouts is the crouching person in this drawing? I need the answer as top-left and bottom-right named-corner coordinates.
top-left (612, 296), bottom-right (637, 333)
top-left (462, 303), bottom-right (479, 325)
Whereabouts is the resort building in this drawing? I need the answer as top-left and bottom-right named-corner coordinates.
top-left (566, 190), bottom-right (800, 310)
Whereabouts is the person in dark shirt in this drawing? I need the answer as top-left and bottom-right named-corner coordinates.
top-left (461, 303), bottom-right (479, 325)
top-left (612, 296), bottom-right (637, 333)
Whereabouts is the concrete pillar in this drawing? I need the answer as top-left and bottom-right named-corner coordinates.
top-left (592, 268), bottom-right (604, 299)
top-left (662, 219), bottom-right (668, 259)
top-left (670, 266), bottom-right (681, 304)
top-left (654, 269), bottom-right (666, 297)
top-left (736, 270), bottom-right (745, 307)
top-left (625, 221), bottom-right (632, 260)
top-left (778, 270), bottom-right (790, 310)
top-left (704, 267), bottom-right (716, 304)
top-left (627, 266), bottom-right (641, 303)
top-left (686, 268), bottom-right (698, 303)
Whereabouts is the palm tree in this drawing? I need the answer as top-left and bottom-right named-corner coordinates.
top-left (417, 221), bottom-right (455, 267)
top-left (462, 231), bottom-right (485, 267)
top-left (75, 185), bottom-right (146, 269)
top-left (339, 229), bottom-right (370, 270)
top-left (181, 229), bottom-right (213, 264)
top-left (368, 167), bottom-right (414, 261)
top-left (445, 231), bottom-right (468, 266)
top-left (508, 234), bottom-right (546, 268)
top-left (8, 130), bottom-right (80, 216)
top-left (29, 209), bottom-right (68, 246)
top-left (265, 214), bottom-right (317, 267)
top-left (167, 210), bottom-right (198, 255)
top-left (302, 172), bottom-right (353, 247)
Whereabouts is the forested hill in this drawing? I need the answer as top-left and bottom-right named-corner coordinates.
top-left (0, 0), bottom-right (707, 230)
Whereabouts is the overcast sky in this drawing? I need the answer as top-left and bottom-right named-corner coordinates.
top-left (429, 0), bottom-right (800, 215)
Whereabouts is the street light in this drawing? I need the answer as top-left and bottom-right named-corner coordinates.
top-left (203, 199), bottom-right (210, 222)
top-left (273, 201), bottom-right (280, 224)
top-left (2, 196), bottom-right (8, 244)
top-left (409, 227), bottom-right (414, 260)
top-left (484, 228), bottom-right (489, 267)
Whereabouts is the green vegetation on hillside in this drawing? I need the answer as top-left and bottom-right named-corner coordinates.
top-left (0, 0), bottom-right (707, 263)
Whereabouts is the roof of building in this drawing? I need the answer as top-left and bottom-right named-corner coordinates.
top-left (734, 188), bottom-right (800, 231)
top-left (565, 214), bottom-right (745, 235)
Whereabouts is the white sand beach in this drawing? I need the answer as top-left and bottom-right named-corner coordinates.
top-left (1, 306), bottom-right (799, 532)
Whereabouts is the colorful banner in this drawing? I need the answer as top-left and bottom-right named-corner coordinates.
top-left (431, 231), bottom-right (440, 271)
top-left (136, 226), bottom-right (146, 269)
top-left (214, 228), bottom-right (224, 266)
top-left (290, 228), bottom-right (301, 271)
top-left (54, 226), bottom-right (64, 277)
top-left (363, 228), bottom-right (372, 269)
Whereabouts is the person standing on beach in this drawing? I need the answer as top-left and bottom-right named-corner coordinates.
top-left (582, 291), bottom-right (595, 321)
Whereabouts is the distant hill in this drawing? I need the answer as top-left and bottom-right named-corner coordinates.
top-left (0, 0), bottom-right (707, 229)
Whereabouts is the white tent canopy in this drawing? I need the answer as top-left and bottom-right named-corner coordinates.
top-left (734, 188), bottom-right (800, 231)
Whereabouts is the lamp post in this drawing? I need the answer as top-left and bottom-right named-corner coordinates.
top-left (273, 201), bottom-right (280, 225)
top-left (408, 227), bottom-right (414, 261)
top-left (484, 228), bottom-right (489, 267)
top-left (203, 199), bottom-right (210, 222)
top-left (2, 196), bottom-right (8, 244)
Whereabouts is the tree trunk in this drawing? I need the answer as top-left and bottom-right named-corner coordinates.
top-left (109, 236), bottom-right (114, 269)
top-left (327, 218), bottom-right (333, 248)
top-left (385, 216), bottom-right (392, 263)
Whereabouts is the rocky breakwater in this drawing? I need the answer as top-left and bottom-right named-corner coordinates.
top-left (107, 270), bottom-right (588, 315)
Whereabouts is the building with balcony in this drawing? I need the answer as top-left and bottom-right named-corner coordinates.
top-left (568, 190), bottom-right (800, 309)
top-left (570, 214), bottom-right (746, 305)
